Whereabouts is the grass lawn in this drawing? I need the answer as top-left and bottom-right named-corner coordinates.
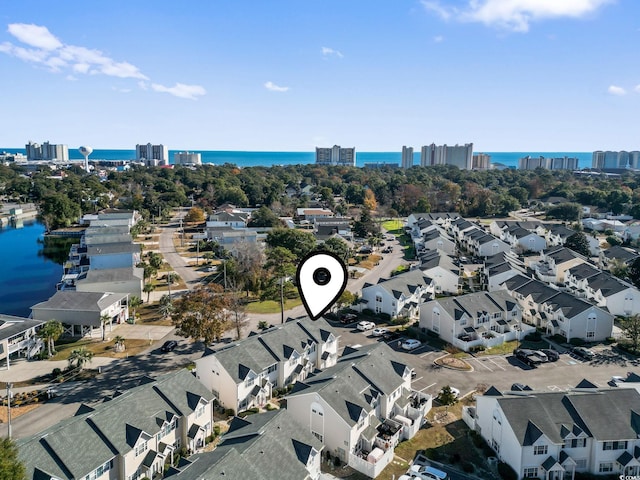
top-left (358, 254), bottom-right (382, 270)
top-left (50, 337), bottom-right (152, 361)
top-left (381, 219), bottom-right (403, 233)
top-left (245, 298), bottom-right (302, 314)
top-left (478, 340), bottom-right (518, 356)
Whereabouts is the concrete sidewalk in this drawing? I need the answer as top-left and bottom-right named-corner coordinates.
top-left (0, 357), bottom-right (116, 383)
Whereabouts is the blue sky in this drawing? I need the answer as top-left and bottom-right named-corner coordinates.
top-left (0, 0), bottom-right (637, 151)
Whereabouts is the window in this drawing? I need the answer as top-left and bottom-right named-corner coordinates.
top-left (267, 363), bottom-right (277, 374)
top-left (603, 441), bottom-right (627, 450)
top-left (245, 376), bottom-right (255, 388)
top-left (599, 462), bottom-right (613, 473)
top-left (492, 312), bottom-right (502, 319)
top-left (533, 445), bottom-right (548, 455)
top-left (575, 459), bottom-right (587, 469)
top-left (491, 439), bottom-right (500, 453)
top-left (312, 431), bottom-right (323, 442)
top-left (523, 467), bottom-right (538, 478)
top-left (196, 404), bottom-right (205, 417)
top-left (564, 438), bottom-right (586, 448)
top-left (460, 318), bottom-right (467, 326)
top-left (134, 441), bottom-right (148, 457)
top-left (586, 331), bottom-right (595, 339)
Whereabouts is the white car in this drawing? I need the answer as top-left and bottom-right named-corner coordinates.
top-left (372, 327), bottom-right (389, 337)
top-left (409, 465), bottom-right (449, 480)
top-left (357, 321), bottom-right (376, 331)
top-left (401, 339), bottom-right (422, 351)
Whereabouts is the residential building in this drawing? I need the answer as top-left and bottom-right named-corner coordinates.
top-left (360, 269), bottom-right (434, 319)
top-left (502, 226), bottom-right (547, 253)
top-left (17, 369), bottom-right (215, 480)
top-left (482, 252), bottom-right (527, 292)
top-left (135, 143), bottom-right (168, 164)
top-left (582, 218), bottom-right (626, 233)
top-left (0, 315), bottom-right (44, 366)
top-left (534, 247), bottom-right (590, 284)
top-left (286, 343), bottom-right (432, 478)
top-left (206, 210), bottom-right (249, 229)
top-left (75, 266), bottom-right (144, 299)
top-left (31, 291), bottom-right (129, 337)
top-left (86, 242), bottom-right (142, 270)
top-left (600, 245), bottom-right (640, 268)
top-left (296, 208), bottom-right (334, 222)
top-left (500, 275), bottom-right (614, 341)
top-left (25, 140), bottom-right (69, 161)
top-left (469, 385), bottom-right (640, 480)
top-left (420, 290), bottom-right (531, 352)
top-left (420, 143), bottom-right (473, 169)
top-left (406, 212), bottom-right (459, 230)
top-left (472, 153), bottom-right (491, 169)
top-left (491, 220), bottom-right (543, 238)
top-left (416, 249), bottom-right (460, 294)
top-left (538, 223), bottom-right (575, 247)
top-left (416, 229), bottom-right (456, 256)
top-left (173, 151), bottom-right (202, 166)
top-left (592, 150), bottom-right (640, 169)
top-left (461, 228), bottom-right (511, 257)
top-left (195, 318), bottom-right (338, 413)
top-left (315, 145), bottom-right (356, 166)
top-left (401, 146), bottom-right (414, 169)
top-left (164, 409), bottom-right (323, 480)
top-left (314, 217), bottom-right (352, 241)
top-left (519, 156), bottom-right (578, 170)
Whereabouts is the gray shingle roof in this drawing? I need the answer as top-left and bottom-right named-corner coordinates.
top-left (369, 269), bottom-right (433, 299)
top-left (0, 315), bottom-right (44, 342)
top-left (567, 263), bottom-right (600, 281)
top-left (80, 267), bottom-right (144, 284)
top-left (586, 272), bottom-right (631, 297)
top-left (87, 242), bottom-right (141, 256)
top-left (31, 291), bottom-right (127, 312)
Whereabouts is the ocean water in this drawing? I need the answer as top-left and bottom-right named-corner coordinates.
top-left (1, 148), bottom-right (592, 169)
top-left (0, 221), bottom-right (62, 317)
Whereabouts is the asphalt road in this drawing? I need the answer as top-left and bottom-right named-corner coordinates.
top-left (158, 208), bottom-right (202, 287)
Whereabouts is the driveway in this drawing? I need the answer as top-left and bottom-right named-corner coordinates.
top-left (158, 208), bottom-right (202, 287)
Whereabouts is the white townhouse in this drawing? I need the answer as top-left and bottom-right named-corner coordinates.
top-left (360, 269), bottom-right (434, 319)
top-left (502, 226), bottom-right (547, 253)
top-left (86, 242), bottom-right (142, 270)
top-left (468, 385), bottom-right (640, 480)
top-left (462, 228), bottom-right (512, 257)
top-left (500, 275), bottom-right (614, 341)
top-left (416, 229), bottom-right (457, 256)
top-left (537, 223), bottom-right (576, 247)
top-left (482, 252), bottom-right (527, 292)
top-left (0, 315), bottom-right (44, 366)
top-left (18, 369), bottom-right (215, 480)
top-left (195, 318), bottom-right (338, 414)
top-left (206, 210), bottom-right (249, 229)
top-left (490, 220), bottom-right (543, 239)
top-left (164, 409), bottom-right (323, 480)
top-left (31, 290), bottom-right (129, 338)
top-left (416, 249), bottom-right (460, 295)
top-left (600, 245), bottom-right (640, 269)
top-left (407, 212), bottom-right (459, 231)
top-left (286, 343), bottom-right (432, 479)
top-left (419, 290), bottom-right (533, 352)
top-left (534, 247), bottom-right (590, 284)
top-left (450, 218), bottom-right (479, 241)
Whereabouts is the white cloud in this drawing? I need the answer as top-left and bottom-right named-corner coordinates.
top-left (321, 46), bottom-right (343, 58)
top-left (7, 23), bottom-right (62, 50)
top-left (112, 86), bottom-right (132, 93)
top-left (151, 82), bottom-right (206, 100)
top-left (433, 35), bottom-right (444, 43)
top-left (0, 22), bottom-right (204, 98)
top-left (264, 81), bottom-right (289, 92)
top-left (635, 85), bottom-right (640, 93)
top-left (422, 0), bottom-right (613, 32)
top-left (608, 85), bottom-right (627, 96)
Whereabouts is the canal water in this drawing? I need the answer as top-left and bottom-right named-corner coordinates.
top-left (0, 221), bottom-right (63, 317)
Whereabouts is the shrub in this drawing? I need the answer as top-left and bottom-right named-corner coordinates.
top-left (213, 424), bottom-right (221, 436)
top-left (51, 368), bottom-right (62, 377)
top-left (569, 338), bottom-right (585, 346)
top-left (450, 453), bottom-right (461, 464)
top-left (266, 403), bottom-right (276, 411)
top-left (498, 461), bottom-right (518, 480)
top-left (424, 448), bottom-right (441, 461)
top-left (333, 456), bottom-right (341, 467)
top-left (224, 408), bottom-right (235, 417)
top-left (392, 316), bottom-right (410, 326)
top-left (462, 462), bottom-right (475, 473)
top-left (378, 312), bottom-right (391, 322)
top-left (524, 331), bottom-right (542, 342)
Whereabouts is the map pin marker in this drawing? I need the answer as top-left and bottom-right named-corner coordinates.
top-left (296, 251), bottom-right (348, 320)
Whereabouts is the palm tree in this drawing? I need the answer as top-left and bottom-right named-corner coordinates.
top-left (37, 320), bottom-right (64, 357)
top-left (143, 282), bottom-right (156, 303)
top-left (158, 295), bottom-right (174, 318)
top-left (166, 272), bottom-right (180, 297)
top-left (129, 296), bottom-right (142, 322)
top-left (100, 313), bottom-right (110, 341)
top-left (68, 347), bottom-right (94, 371)
top-left (113, 335), bottom-right (125, 352)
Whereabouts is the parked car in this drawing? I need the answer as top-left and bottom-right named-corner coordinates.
top-left (572, 346), bottom-right (595, 361)
top-left (357, 321), bottom-right (376, 331)
top-left (401, 339), bottom-right (422, 351)
top-left (383, 331), bottom-right (402, 341)
top-left (340, 313), bottom-right (358, 324)
top-left (532, 350), bottom-right (549, 362)
top-left (372, 327), bottom-right (389, 337)
top-left (160, 340), bottom-right (178, 352)
top-left (609, 375), bottom-right (626, 386)
top-left (541, 348), bottom-right (560, 362)
top-left (514, 348), bottom-right (542, 367)
top-left (411, 369), bottom-right (417, 379)
top-left (409, 465), bottom-right (449, 480)
top-left (511, 383), bottom-right (532, 391)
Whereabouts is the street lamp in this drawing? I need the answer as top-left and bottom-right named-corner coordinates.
top-left (7, 383), bottom-right (13, 438)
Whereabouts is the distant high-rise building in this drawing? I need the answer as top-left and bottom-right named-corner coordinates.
top-left (472, 153), bottom-right (491, 170)
top-left (174, 151), bottom-right (202, 166)
top-left (401, 146), bottom-right (414, 169)
top-left (519, 156), bottom-right (578, 170)
top-left (135, 143), bottom-right (168, 165)
top-left (420, 143), bottom-right (473, 170)
top-left (592, 150), bottom-right (640, 169)
top-left (25, 141), bottom-right (69, 161)
top-left (315, 145), bottom-right (356, 166)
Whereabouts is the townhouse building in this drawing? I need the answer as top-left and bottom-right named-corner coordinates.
top-left (18, 370), bottom-right (215, 480)
top-left (419, 290), bottom-right (533, 352)
top-left (286, 343), bottom-right (431, 478)
top-left (194, 318), bottom-right (338, 413)
top-left (468, 385), bottom-right (640, 479)
top-left (360, 269), bottom-right (434, 319)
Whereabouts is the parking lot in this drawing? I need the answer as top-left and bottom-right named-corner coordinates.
top-left (334, 322), bottom-right (640, 398)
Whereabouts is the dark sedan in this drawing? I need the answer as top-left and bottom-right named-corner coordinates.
top-left (161, 340), bottom-right (178, 352)
top-left (541, 348), bottom-right (560, 362)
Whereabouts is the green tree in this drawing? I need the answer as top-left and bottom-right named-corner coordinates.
top-left (68, 347), bottom-right (94, 371)
top-left (100, 313), bottom-right (111, 341)
top-left (37, 320), bottom-right (64, 357)
top-left (148, 252), bottom-right (164, 270)
top-left (158, 294), bottom-right (175, 318)
top-left (318, 237), bottom-right (351, 263)
top-left (129, 296), bottom-right (142, 322)
top-left (606, 235), bottom-right (622, 247)
top-left (143, 282), bottom-right (156, 303)
top-left (437, 385), bottom-right (459, 414)
top-left (546, 203), bottom-right (582, 221)
top-left (166, 272), bottom-right (180, 297)
top-left (172, 284), bottom-right (231, 344)
top-left (0, 437), bottom-right (27, 480)
top-left (335, 290), bottom-right (356, 312)
top-left (564, 231), bottom-right (590, 257)
top-left (622, 315), bottom-right (640, 353)
top-left (353, 208), bottom-right (380, 238)
top-left (610, 258), bottom-right (629, 279)
top-left (114, 335), bottom-right (126, 352)
top-left (248, 205), bottom-right (283, 227)
top-left (265, 229), bottom-right (316, 261)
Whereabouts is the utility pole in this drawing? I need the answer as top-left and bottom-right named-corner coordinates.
top-left (7, 383), bottom-right (12, 439)
top-left (196, 240), bottom-right (199, 266)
